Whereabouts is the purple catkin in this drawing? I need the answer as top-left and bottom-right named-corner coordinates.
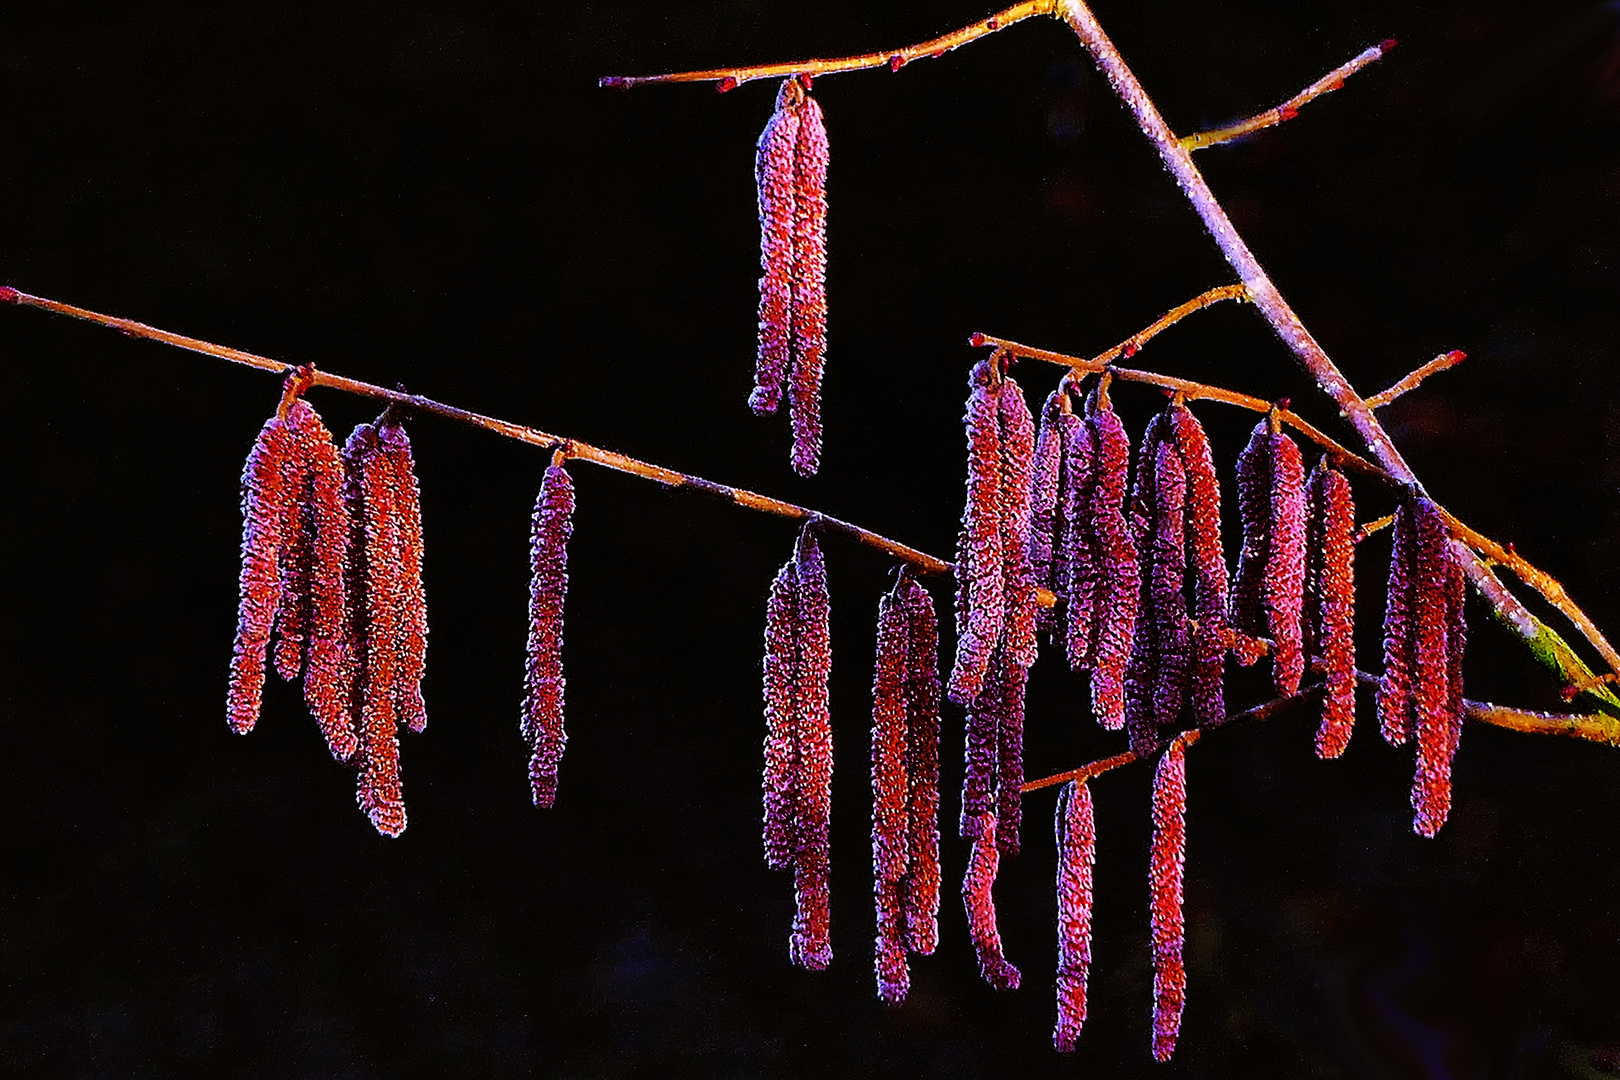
top-left (788, 92), bottom-right (829, 478)
top-left (1058, 410), bottom-right (1097, 658)
top-left (271, 415), bottom-right (313, 685)
top-left (1266, 429), bottom-right (1307, 695)
top-left (900, 576), bottom-right (942, 956)
top-left (1029, 388), bottom-right (1068, 629)
top-left (762, 560), bottom-right (800, 871)
top-left (228, 411), bottom-right (298, 736)
top-left (523, 462), bottom-right (574, 810)
top-left (1306, 461), bottom-right (1357, 759)
top-left (343, 421), bottom-right (408, 838)
top-left (1378, 503), bottom-right (1416, 746)
top-left (1053, 779), bottom-right (1097, 1053)
top-left (959, 647), bottom-right (1004, 840)
top-left (790, 529), bottom-right (834, 970)
top-left (377, 420), bottom-right (428, 735)
top-left (1086, 401), bottom-right (1138, 729)
top-left (995, 652), bottom-right (1028, 857)
top-left (1148, 437), bottom-right (1192, 737)
top-left (751, 79), bottom-right (802, 417)
top-left (950, 360), bottom-right (1006, 706)
top-left (1229, 421), bottom-right (1272, 636)
top-left (963, 814), bottom-right (1021, 991)
top-left (1410, 500), bottom-right (1460, 838)
top-left (1150, 741), bottom-right (1188, 1063)
top-left (871, 585), bottom-right (910, 1002)
top-left (998, 373), bottom-right (1040, 671)
top-left (1168, 405), bottom-right (1228, 725)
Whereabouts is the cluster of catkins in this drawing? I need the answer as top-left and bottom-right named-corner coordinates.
top-left (229, 379), bottom-right (427, 837)
top-left (944, 359), bottom-right (1468, 1058)
top-left (752, 75), bottom-right (829, 478)
top-left (231, 378), bottom-right (579, 834)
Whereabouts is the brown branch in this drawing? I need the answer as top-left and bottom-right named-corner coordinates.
top-left (1354, 512), bottom-right (1396, 543)
top-left (598, 1), bottom-right (1057, 90)
top-left (1367, 350), bottom-right (1467, 409)
top-left (0, 287), bottom-right (959, 580)
top-left (1178, 39), bottom-right (1397, 152)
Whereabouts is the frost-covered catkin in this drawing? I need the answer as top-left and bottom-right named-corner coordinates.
top-left (1230, 419), bottom-right (1307, 694)
top-left (1410, 499), bottom-right (1464, 838)
top-left (1378, 502), bottom-right (1416, 746)
top-left (1168, 405), bottom-right (1228, 725)
top-left (789, 89), bottom-right (830, 478)
top-left (752, 79), bottom-right (802, 417)
top-left (1059, 411), bottom-right (1098, 662)
top-left (995, 648), bottom-right (1027, 857)
top-left (524, 461), bottom-right (574, 810)
top-left (1085, 399), bottom-right (1138, 729)
top-left (1053, 780), bottom-right (1097, 1053)
top-left (950, 360), bottom-right (1006, 706)
top-left (900, 576), bottom-right (942, 956)
top-left (1146, 438), bottom-right (1191, 738)
top-left (228, 411), bottom-right (299, 736)
top-left (959, 647), bottom-right (1004, 840)
top-left (292, 404), bottom-right (355, 760)
top-left (1306, 461), bottom-right (1356, 759)
top-left (1150, 740), bottom-right (1188, 1062)
top-left (998, 374), bottom-right (1039, 671)
top-left (1029, 388), bottom-right (1069, 629)
top-left (762, 560), bottom-right (800, 872)
top-left (963, 814), bottom-right (1020, 991)
top-left (791, 529), bottom-right (834, 970)
top-left (871, 585), bottom-right (910, 1003)
top-left (380, 420), bottom-right (428, 735)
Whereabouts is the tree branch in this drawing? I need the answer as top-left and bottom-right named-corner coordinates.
top-left (1367, 350), bottom-right (1467, 409)
top-left (598, 1), bottom-right (1058, 90)
top-left (1178, 39), bottom-right (1396, 152)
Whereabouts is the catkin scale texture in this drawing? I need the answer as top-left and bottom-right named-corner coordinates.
top-left (949, 360), bottom-right (1005, 706)
top-left (752, 80), bottom-right (801, 418)
top-left (1053, 780), bottom-right (1096, 1053)
top-left (1084, 402), bottom-right (1138, 729)
top-left (871, 589), bottom-right (910, 1001)
top-left (1150, 742), bottom-right (1188, 1062)
top-left (228, 413), bottom-right (298, 736)
top-left (1168, 406), bottom-right (1228, 725)
top-left (1306, 462), bottom-right (1357, 758)
top-left (900, 577), bottom-right (942, 956)
top-left (524, 462), bottom-right (574, 810)
top-left (788, 93), bottom-right (829, 478)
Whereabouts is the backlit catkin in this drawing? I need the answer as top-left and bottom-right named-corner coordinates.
top-left (1150, 740), bottom-right (1188, 1062)
top-left (1305, 460), bottom-right (1356, 758)
top-left (524, 460), bottom-right (573, 809)
top-left (1053, 779), bottom-right (1096, 1053)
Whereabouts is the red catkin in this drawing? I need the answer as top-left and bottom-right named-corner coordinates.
top-left (1029, 388), bottom-right (1069, 630)
top-left (343, 420), bottom-right (408, 838)
top-left (752, 79), bottom-right (802, 417)
top-left (380, 420), bottom-right (428, 735)
top-left (998, 373), bottom-right (1039, 672)
top-left (1378, 502), bottom-right (1416, 746)
top-left (762, 560), bottom-right (800, 872)
top-left (1085, 399), bottom-right (1138, 730)
top-left (1150, 740), bottom-right (1188, 1063)
top-left (963, 813), bottom-right (1021, 991)
top-left (1267, 428), bottom-right (1307, 695)
top-left (959, 646), bottom-right (1004, 840)
top-left (293, 404), bottom-right (355, 760)
top-left (271, 418), bottom-right (314, 686)
top-left (1053, 779), bottom-right (1096, 1053)
top-left (995, 647), bottom-right (1028, 857)
top-left (1229, 422), bottom-right (1271, 636)
top-left (950, 360), bottom-right (1005, 706)
top-left (1167, 405), bottom-right (1228, 725)
top-left (791, 529), bottom-right (834, 970)
top-left (228, 411), bottom-right (298, 736)
top-left (1306, 461), bottom-right (1357, 759)
top-left (900, 576), bottom-right (942, 956)
top-left (524, 461), bottom-right (573, 809)
top-left (789, 93), bottom-right (830, 478)
top-left (1147, 437), bottom-right (1191, 737)
top-left (872, 584), bottom-right (910, 1003)
top-left (1410, 499), bottom-right (1463, 838)
top-left (1059, 408), bottom-right (1098, 663)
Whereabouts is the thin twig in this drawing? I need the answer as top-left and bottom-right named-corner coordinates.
top-left (1367, 350), bottom-right (1467, 409)
top-left (1178, 39), bottom-right (1397, 152)
top-left (0, 287), bottom-right (957, 579)
top-left (598, 0), bottom-right (1057, 90)
top-left (1354, 513), bottom-right (1396, 543)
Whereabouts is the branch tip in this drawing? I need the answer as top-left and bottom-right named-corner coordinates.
top-left (0, 286), bottom-right (18, 304)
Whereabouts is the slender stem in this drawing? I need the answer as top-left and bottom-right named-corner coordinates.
top-left (1355, 512), bottom-right (1396, 542)
top-left (1053, 0), bottom-right (1415, 486)
top-left (598, 0), bottom-right (1056, 89)
top-left (1367, 350), bottom-right (1467, 409)
top-left (1, 287), bottom-right (953, 577)
top-left (1179, 39), bottom-right (1396, 152)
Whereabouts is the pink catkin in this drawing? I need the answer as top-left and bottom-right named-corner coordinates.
top-left (1053, 779), bottom-right (1096, 1053)
top-left (998, 373), bottom-right (1039, 671)
top-left (1378, 503), bottom-right (1416, 746)
top-left (299, 408), bottom-right (355, 760)
top-left (1086, 401), bottom-right (1138, 730)
top-left (343, 421), bottom-right (408, 838)
top-left (1306, 462), bottom-right (1357, 759)
top-left (270, 417), bottom-right (313, 685)
top-left (963, 814), bottom-right (1021, 991)
top-left (900, 576), bottom-right (941, 956)
top-left (524, 462), bottom-right (574, 810)
top-left (872, 585), bottom-right (910, 1003)
top-left (228, 412), bottom-right (298, 736)
top-left (1266, 429), bottom-right (1307, 695)
top-left (1147, 438), bottom-right (1191, 738)
top-left (995, 650), bottom-right (1028, 857)
top-left (1168, 406), bottom-right (1228, 725)
top-left (788, 92), bottom-right (829, 478)
top-left (1059, 411), bottom-right (1098, 664)
top-left (949, 360), bottom-right (1005, 706)
top-left (959, 646), bottom-right (1004, 840)
top-left (790, 529), bottom-right (834, 971)
top-left (1150, 741), bottom-right (1188, 1063)
top-left (1029, 389), bottom-right (1068, 629)
top-left (1229, 422), bottom-right (1272, 636)
top-left (752, 80), bottom-right (802, 417)
top-left (762, 560), bottom-right (800, 872)
top-left (1410, 500), bottom-right (1461, 838)
top-left (380, 420), bottom-right (428, 735)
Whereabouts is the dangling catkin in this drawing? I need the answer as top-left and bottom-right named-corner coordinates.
top-left (950, 359), bottom-right (1006, 706)
top-left (900, 575), bottom-right (941, 956)
top-left (1084, 396), bottom-right (1138, 729)
top-left (228, 409), bottom-right (299, 736)
top-left (789, 87), bottom-right (829, 478)
top-left (1230, 418), bottom-right (1307, 694)
top-left (1410, 499), bottom-right (1464, 837)
top-left (963, 814), bottom-right (1021, 991)
top-left (1150, 739), bottom-right (1188, 1062)
top-left (1378, 501), bottom-right (1416, 746)
top-left (752, 79), bottom-right (802, 418)
top-left (790, 527), bottom-right (834, 970)
top-left (1053, 779), bottom-right (1096, 1053)
top-left (381, 420), bottom-right (428, 735)
top-left (1059, 408), bottom-right (1099, 663)
top-left (998, 374), bottom-right (1039, 672)
top-left (1029, 388), bottom-right (1069, 630)
top-left (871, 582), bottom-right (910, 1003)
top-left (524, 459), bottom-right (573, 809)
top-left (1167, 405), bottom-right (1228, 725)
top-left (762, 559), bottom-right (801, 872)
top-left (1305, 460), bottom-right (1356, 758)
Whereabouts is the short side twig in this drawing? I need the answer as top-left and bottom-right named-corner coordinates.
top-left (1179, 39), bottom-right (1397, 152)
top-left (599, 0), bottom-right (1056, 90)
top-left (1367, 350), bottom-right (1467, 409)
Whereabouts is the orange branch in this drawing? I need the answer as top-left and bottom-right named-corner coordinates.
top-left (599, 1), bottom-right (1057, 90)
top-left (1367, 350), bottom-right (1467, 409)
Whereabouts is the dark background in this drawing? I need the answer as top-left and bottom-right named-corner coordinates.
top-left (3, 1), bottom-right (1619, 1076)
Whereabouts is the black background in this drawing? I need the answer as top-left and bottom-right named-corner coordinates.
top-left (3, 1), bottom-right (1620, 1076)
